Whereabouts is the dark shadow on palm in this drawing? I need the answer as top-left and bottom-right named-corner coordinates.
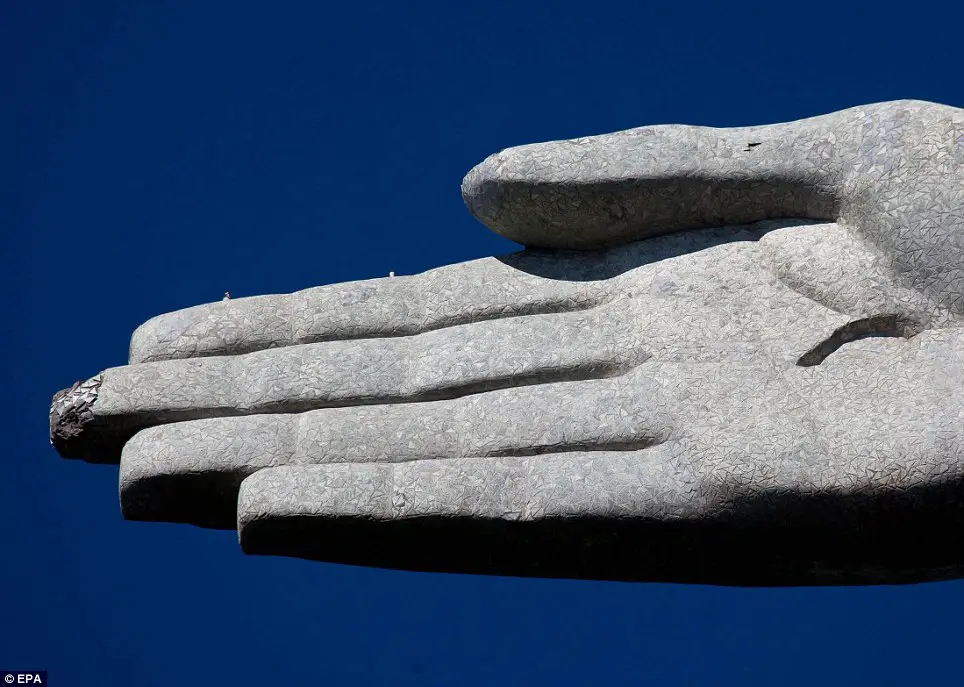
top-left (497, 220), bottom-right (793, 281)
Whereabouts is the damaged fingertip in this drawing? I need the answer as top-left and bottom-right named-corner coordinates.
top-left (49, 374), bottom-right (103, 458)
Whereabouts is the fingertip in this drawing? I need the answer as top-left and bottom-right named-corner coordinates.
top-left (237, 464), bottom-right (395, 558)
top-left (118, 438), bottom-right (244, 530)
top-left (49, 373), bottom-right (128, 463)
top-left (461, 153), bottom-right (507, 235)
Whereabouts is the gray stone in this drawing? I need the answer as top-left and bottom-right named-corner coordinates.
top-left (50, 100), bottom-right (964, 585)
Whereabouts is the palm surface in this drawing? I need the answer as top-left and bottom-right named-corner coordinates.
top-left (51, 100), bottom-right (964, 584)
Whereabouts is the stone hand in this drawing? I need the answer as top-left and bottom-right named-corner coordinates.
top-left (50, 100), bottom-right (964, 585)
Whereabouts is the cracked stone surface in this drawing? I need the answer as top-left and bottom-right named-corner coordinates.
top-left (50, 99), bottom-right (964, 585)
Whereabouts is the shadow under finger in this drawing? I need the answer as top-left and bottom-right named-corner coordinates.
top-left (238, 464), bottom-right (964, 586)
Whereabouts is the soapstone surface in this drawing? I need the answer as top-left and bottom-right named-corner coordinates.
top-left (50, 100), bottom-right (964, 585)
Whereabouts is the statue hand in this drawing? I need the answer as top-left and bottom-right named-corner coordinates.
top-left (50, 100), bottom-right (964, 585)
top-left (464, 99), bottom-right (964, 316)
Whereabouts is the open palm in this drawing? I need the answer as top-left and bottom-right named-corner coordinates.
top-left (51, 100), bottom-right (964, 585)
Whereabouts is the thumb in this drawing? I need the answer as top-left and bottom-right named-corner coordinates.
top-left (461, 105), bottom-right (853, 249)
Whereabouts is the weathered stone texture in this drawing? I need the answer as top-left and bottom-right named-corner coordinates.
top-left (51, 100), bottom-right (964, 585)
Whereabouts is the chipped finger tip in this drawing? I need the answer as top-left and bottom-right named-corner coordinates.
top-left (48, 373), bottom-right (128, 463)
top-left (49, 375), bottom-right (103, 457)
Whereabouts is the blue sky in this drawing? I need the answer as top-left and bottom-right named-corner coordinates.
top-left (5, 1), bottom-right (964, 684)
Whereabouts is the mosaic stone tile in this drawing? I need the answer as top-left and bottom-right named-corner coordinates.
top-left (51, 100), bottom-right (964, 584)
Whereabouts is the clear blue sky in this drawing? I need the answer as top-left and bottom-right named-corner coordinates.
top-left (5, 1), bottom-right (963, 685)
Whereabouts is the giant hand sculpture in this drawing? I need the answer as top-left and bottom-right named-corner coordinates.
top-left (50, 100), bottom-right (964, 585)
